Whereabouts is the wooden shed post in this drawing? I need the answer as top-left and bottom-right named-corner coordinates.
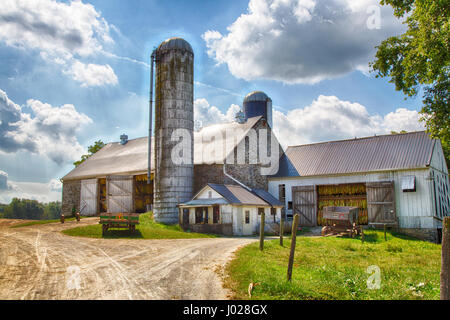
top-left (287, 214), bottom-right (299, 282)
top-left (441, 217), bottom-right (450, 300)
top-left (259, 211), bottom-right (265, 251)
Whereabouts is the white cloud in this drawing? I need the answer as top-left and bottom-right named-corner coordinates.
top-left (203, 0), bottom-right (405, 84)
top-left (194, 98), bottom-right (241, 128)
top-left (0, 179), bottom-right (61, 204)
top-left (0, 0), bottom-right (118, 87)
top-left (0, 88), bottom-right (92, 164)
top-left (67, 61), bottom-right (118, 87)
top-left (48, 179), bottom-right (62, 192)
top-left (272, 95), bottom-right (425, 148)
top-left (193, 95), bottom-right (424, 149)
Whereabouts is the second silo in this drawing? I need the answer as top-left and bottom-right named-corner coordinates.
top-left (243, 91), bottom-right (273, 128)
top-left (153, 37), bottom-right (194, 224)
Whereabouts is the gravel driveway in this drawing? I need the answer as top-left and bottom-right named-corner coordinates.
top-left (0, 218), bottom-right (255, 300)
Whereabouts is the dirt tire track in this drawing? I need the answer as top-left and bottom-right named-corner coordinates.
top-left (0, 218), bottom-right (255, 300)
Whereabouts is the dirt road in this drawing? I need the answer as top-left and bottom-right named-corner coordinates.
top-left (0, 218), bottom-right (255, 300)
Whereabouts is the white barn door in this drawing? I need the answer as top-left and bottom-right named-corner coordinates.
top-left (80, 179), bottom-right (98, 216)
top-left (107, 175), bottom-right (134, 213)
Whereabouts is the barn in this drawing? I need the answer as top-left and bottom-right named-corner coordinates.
top-left (268, 131), bottom-right (449, 242)
top-left (61, 114), bottom-right (282, 224)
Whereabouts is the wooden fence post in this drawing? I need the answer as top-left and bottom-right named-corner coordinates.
top-left (384, 224), bottom-right (387, 241)
top-left (280, 215), bottom-right (284, 247)
top-left (441, 217), bottom-right (450, 300)
top-left (287, 214), bottom-right (299, 281)
top-left (361, 226), bottom-right (364, 243)
top-left (259, 211), bottom-right (265, 251)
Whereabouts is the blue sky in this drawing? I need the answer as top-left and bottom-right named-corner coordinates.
top-left (0, 0), bottom-right (425, 203)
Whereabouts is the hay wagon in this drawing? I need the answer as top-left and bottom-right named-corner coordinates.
top-left (321, 206), bottom-right (361, 238)
top-left (99, 213), bottom-right (139, 235)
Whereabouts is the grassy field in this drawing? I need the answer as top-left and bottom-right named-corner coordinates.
top-left (62, 212), bottom-right (217, 239)
top-left (225, 230), bottom-right (441, 300)
top-left (10, 217), bottom-right (82, 228)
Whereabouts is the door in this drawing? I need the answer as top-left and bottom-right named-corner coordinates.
top-left (242, 209), bottom-right (252, 235)
top-left (292, 185), bottom-right (317, 227)
top-left (107, 175), bottom-right (134, 213)
top-left (366, 181), bottom-right (396, 224)
top-left (80, 179), bottom-right (98, 216)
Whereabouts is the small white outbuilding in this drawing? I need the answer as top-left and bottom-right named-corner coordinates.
top-left (179, 183), bottom-right (284, 236)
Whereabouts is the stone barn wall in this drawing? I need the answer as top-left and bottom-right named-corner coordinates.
top-left (62, 180), bottom-right (81, 216)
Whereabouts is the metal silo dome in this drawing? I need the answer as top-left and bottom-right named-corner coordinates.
top-left (243, 91), bottom-right (273, 127)
top-left (156, 37), bottom-right (193, 54)
top-left (243, 91), bottom-right (269, 103)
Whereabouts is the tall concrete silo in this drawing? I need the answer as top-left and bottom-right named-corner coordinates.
top-left (153, 37), bottom-right (194, 224)
top-left (243, 91), bottom-right (273, 128)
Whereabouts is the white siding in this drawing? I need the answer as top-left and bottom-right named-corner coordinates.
top-left (430, 140), bottom-right (449, 174)
top-left (269, 168), bottom-right (439, 229)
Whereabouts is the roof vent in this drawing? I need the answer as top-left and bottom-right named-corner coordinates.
top-left (120, 134), bottom-right (128, 145)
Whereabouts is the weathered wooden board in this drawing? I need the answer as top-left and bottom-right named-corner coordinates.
top-left (107, 175), bottom-right (134, 213)
top-left (366, 181), bottom-right (397, 224)
top-left (80, 179), bottom-right (98, 216)
top-left (292, 185), bottom-right (316, 227)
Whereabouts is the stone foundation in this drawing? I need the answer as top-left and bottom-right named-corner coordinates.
top-left (186, 223), bottom-right (233, 236)
top-left (397, 228), bottom-right (441, 243)
top-left (62, 180), bottom-right (81, 216)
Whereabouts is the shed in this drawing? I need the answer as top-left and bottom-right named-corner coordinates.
top-left (268, 131), bottom-right (449, 242)
top-left (178, 183), bottom-right (283, 235)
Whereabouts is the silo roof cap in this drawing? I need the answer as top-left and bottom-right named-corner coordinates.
top-left (243, 91), bottom-right (271, 103)
top-left (157, 37), bottom-right (193, 54)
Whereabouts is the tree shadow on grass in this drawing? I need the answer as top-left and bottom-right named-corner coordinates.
top-left (102, 229), bottom-right (144, 239)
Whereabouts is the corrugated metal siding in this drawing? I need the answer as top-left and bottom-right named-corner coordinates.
top-left (276, 131), bottom-right (435, 177)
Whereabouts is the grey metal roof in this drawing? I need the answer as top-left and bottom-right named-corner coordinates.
top-left (243, 91), bottom-right (270, 103)
top-left (272, 131), bottom-right (436, 178)
top-left (208, 184), bottom-right (269, 206)
top-left (252, 189), bottom-right (284, 207)
top-left (62, 116), bottom-right (263, 181)
top-left (157, 37), bottom-right (193, 53)
top-left (180, 198), bottom-right (229, 206)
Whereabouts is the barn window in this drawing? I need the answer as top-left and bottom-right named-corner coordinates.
top-left (258, 208), bottom-right (265, 215)
top-left (208, 191), bottom-right (212, 198)
top-left (245, 210), bottom-right (250, 224)
top-left (271, 207), bottom-right (276, 222)
top-left (195, 207), bottom-right (203, 224)
top-left (288, 201), bottom-right (293, 210)
top-left (402, 175), bottom-right (416, 192)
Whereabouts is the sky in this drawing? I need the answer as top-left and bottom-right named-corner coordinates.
top-left (0, 0), bottom-right (426, 204)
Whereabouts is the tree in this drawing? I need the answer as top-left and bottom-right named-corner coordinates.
top-left (73, 140), bottom-right (105, 167)
top-left (371, 0), bottom-right (449, 165)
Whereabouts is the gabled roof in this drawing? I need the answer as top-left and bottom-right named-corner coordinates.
top-left (206, 184), bottom-right (269, 206)
top-left (272, 131), bottom-right (436, 177)
top-left (62, 116), bottom-right (262, 181)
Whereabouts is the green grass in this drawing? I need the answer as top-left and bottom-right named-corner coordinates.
top-left (62, 212), bottom-right (217, 239)
top-left (225, 230), bottom-right (441, 300)
top-left (10, 217), bottom-right (81, 228)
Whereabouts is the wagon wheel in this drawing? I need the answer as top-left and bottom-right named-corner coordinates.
top-left (321, 226), bottom-right (331, 236)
